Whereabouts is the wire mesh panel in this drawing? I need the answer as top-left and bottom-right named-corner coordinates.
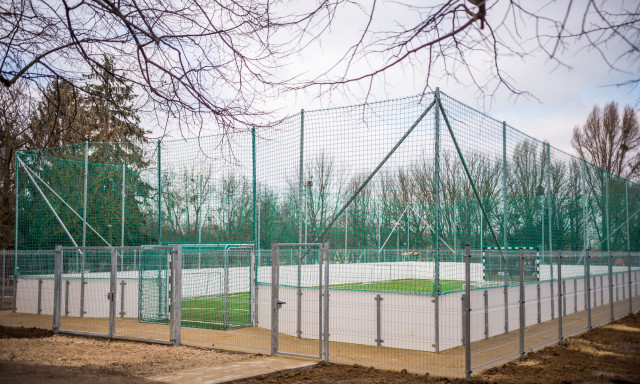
top-left (1, 250), bottom-right (16, 311)
top-left (270, 243), bottom-right (326, 359)
top-left (58, 247), bottom-right (112, 336)
top-left (179, 245), bottom-right (268, 354)
top-left (13, 250), bottom-right (55, 318)
top-left (181, 245), bottom-right (253, 330)
top-left (116, 247), bottom-right (173, 342)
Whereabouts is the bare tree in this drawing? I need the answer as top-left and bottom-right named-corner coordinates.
top-left (2, 0), bottom-right (638, 140)
top-left (572, 102), bottom-right (640, 181)
top-left (299, 1), bottom-right (639, 104)
top-left (0, 81), bottom-right (33, 248)
top-left (0, 0), bottom-right (342, 138)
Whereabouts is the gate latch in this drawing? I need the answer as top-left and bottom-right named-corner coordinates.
top-left (276, 300), bottom-right (286, 309)
top-left (107, 292), bottom-right (115, 301)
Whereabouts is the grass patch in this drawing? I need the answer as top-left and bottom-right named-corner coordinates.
top-left (179, 278), bottom-right (464, 330)
top-left (181, 292), bottom-right (250, 330)
top-left (330, 278), bottom-right (465, 294)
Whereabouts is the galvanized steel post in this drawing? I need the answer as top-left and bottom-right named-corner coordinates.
top-left (224, 247), bottom-right (230, 328)
top-left (171, 245), bottom-right (182, 346)
top-left (323, 243), bottom-right (330, 362)
top-left (271, 244), bottom-right (279, 355)
top-left (629, 250), bottom-right (633, 315)
top-left (109, 247), bottom-right (117, 338)
top-left (53, 246), bottom-right (62, 333)
top-left (557, 249), bottom-right (563, 345)
top-left (609, 250), bottom-right (614, 322)
top-left (464, 244), bottom-right (471, 379)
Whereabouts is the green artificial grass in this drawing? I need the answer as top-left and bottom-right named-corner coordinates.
top-left (181, 292), bottom-right (250, 330)
top-left (178, 278), bottom-right (465, 330)
top-left (329, 278), bottom-right (465, 294)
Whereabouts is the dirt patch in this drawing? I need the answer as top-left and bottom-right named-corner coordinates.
top-left (478, 312), bottom-right (640, 384)
top-left (0, 326), bottom-right (257, 383)
top-left (0, 326), bottom-right (53, 339)
top-left (1, 313), bottom-right (640, 383)
top-left (237, 313), bottom-right (640, 384)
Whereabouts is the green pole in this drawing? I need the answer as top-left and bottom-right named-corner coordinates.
top-left (433, 88), bottom-right (441, 353)
top-left (605, 171), bottom-right (610, 252)
top-left (158, 140), bottom-right (162, 244)
top-left (546, 142), bottom-right (554, 319)
top-left (252, 127), bottom-right (257, 251)
top-left (83, 142), bottom-right (88, 247)
top-left (502, 122), bottom-right (508, 249)
top-left (626, 181), bottom-right (630, 251)
top-left (14, 152), bottom-right (19, 274)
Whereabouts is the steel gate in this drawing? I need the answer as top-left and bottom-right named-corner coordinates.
top-left (270, 243), bottom-right (329, 360)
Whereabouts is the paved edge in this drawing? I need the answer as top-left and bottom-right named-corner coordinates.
top-left (148, 355), bottom-right (319, 384)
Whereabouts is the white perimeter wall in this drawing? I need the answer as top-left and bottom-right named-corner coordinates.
top-left (256, 266), bottom-right (640, 353)
top-left (15, 262), bottom-right (640, 353)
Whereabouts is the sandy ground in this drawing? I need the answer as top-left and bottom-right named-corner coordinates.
top-left (0, 326), bottom-right (257, 384)
top-left (0, 313), bottom-right (639, 383)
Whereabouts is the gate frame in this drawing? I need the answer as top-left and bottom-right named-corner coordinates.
top-left (270, 242), bottom-right (329, 361)
top-left (53, 245), bottom-right (180, 345)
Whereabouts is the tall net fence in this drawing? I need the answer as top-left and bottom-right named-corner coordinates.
top-left (9, 91), bottom-right (640, 376)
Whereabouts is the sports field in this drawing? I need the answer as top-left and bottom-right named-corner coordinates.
top-left (180, 278), bottom-right (465, 329)
top-left (329, 278), bottom-right (465, 294)
top-left (181, 292), bottom-right (251, 330)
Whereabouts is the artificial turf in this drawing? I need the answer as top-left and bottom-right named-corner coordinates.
top-left (179, 278), bottom-right (465, 330)
top-left (329, 278), bottom-right (465, 294)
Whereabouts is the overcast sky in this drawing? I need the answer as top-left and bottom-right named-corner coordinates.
top-left (153, 1), bottom-right (638, 158)
top-left (258, 1), bottom-right (639, 156)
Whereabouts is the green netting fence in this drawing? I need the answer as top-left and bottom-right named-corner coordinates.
top-left (15, 91), bottom-right (640, 294)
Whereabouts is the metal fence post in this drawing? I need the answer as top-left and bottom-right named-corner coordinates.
top-left (109, 247), bottom-right (117, 338)
top-left (563, 280), bottom-right (567, 316)
top-left (464, 244), bottom-right (471, 379)
top-left (65, 280), bottom-right (70, 316)
top-left (504, 279), bottom-right (508, 333)
top-left (519, 247), bottom-right (525, 360)
top-left (37, 278), bottom-right (42, 315)
top-left (224, 247), bottom-right (229, 328)
top-left (375, 294), bottom-right (383, 346)
top-left (171, 245), bottom-right (182, 346)
top-left (609, 250), bottom-right (614, 322)
top-left (586, 249), bottom-right (592, 331)
top-left (484, 290), bottom-right (489, 338)
top-left (537, 283), bottom-right (541, 323)
top-left (557, 249), bottom-right (562, 345)
top-left (53, 246), bottom-right (62, 333)
top-left (250, 247), bottom-right (257, 326)
top-left (12, 278), bottom-right (17, 313)
top-left (80, 250), bottom-right (86, 317)
top-left (271, 244), bottom-right (279, 356)
top-left (119, 280), bottom-right (126, 318)
top-left (629, 250), bottom-right (633, 315)
top-left (574, 279), bottom-right (577, 314)
top-left (323, 242), bottom-right (330, 362)
top-left (616, 274), bottom-right (619, 302)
